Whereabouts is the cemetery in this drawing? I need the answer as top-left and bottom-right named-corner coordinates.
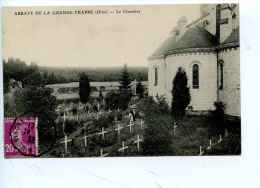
top-left (47, 96), bottom-right (241, 157)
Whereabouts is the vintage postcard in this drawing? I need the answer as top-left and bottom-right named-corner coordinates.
top-left (2, 4), bottom-right (241, 158)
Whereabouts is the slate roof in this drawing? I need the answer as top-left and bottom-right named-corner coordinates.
top-left (150, 26), bottom-right (217, 59)
top-left (173, 26), bottom-right (217, 50)
top-left (222, 26), bottom-right (239, 45)
top-left (150, 35), bottom-right (177, 57)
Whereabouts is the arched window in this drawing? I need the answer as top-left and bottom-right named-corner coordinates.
top-left (154, 67), bottom-right (158, 86)
top-left (192, 64), bottom-right (199, 89)
top-left (219, 61), bottom-right (224, 90)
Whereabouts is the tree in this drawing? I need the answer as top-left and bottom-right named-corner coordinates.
top-left (3, 59), bottom-right (10, 93)
top-left (98, 90), bottom-right (103, 101)
top-left (142, 114), bottom-right (173, 156)
top-left (171, 67), bottom-right (191, 119)
top-left (119, 64), bottom-right (131, 91)
top-left (105, 91), bottom-right (130, 110)
top-left (136, 80), bottom-right (145, 98)
top-left (79, 73), bottom-right (90, 103)
top-left (105, 91), bottom-right (119, 110)
top-left (22, 72), bottom-right (43, 87)
top-left (13, 86), bottom-right (58, 151)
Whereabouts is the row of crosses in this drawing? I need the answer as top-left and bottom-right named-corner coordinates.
top-left (199, 129), bottom-right (229, 156)
top-left (100, 135), bottom-right (143, 157)
top-left (59, 118), bottom-right (145, 156)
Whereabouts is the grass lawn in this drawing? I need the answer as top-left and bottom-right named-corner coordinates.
top-left (168, 115), bottom-right (241, 156)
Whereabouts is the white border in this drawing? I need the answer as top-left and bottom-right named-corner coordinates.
top-left (0, 1), bottom-right (259, 188)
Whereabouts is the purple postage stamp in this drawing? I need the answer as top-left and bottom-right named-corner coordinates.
top-left (4, 118), bottom-right (38, 158)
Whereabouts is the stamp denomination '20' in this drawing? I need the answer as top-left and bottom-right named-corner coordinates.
top-left (4, 118), bottom-right (38, 158)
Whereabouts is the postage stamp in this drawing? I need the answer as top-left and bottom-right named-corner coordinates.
top-left (4, 118), bottom-right (38, 158)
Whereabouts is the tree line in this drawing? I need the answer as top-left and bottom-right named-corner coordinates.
top-left (40, 66), bottom-right (148, 83)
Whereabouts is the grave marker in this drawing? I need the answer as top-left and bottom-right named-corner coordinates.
top-left (207, 139), bottom-right (212, 150)
top-left (60, 134), bottom-right (72, 153)
top-left (134, 135), bottom-right (143, 152)
top-left (225, 129), bottom-right (228, 137)
top-left (55, 108), bottom-right (60, 115)
top-left (62, 124), bottom-right (66, 135)
top-left (115, 123), bottom-right (123, 135)
top-left (127, 120), bottom-right (134, 133)
top-left (61, 113), bottom-right (66, 122)
top-left (118, 141), bottom-right (128, 155)
top-left (133, 79), bottom-right (137, 95)
top-left (95, 113), bottom-right (99, 120)
top-left (139, 118), bottom-right (144, 129)
top-left (98, 127), bottom-right (108, 140)
top-left (100, 148), bottom-right (108, 157)
top-left (174, 122), bottom-right (178, 134)
top-left (97, 102), bottom-right (100, 111)
top-left (82, 133), bottom-right (91, 147)
top-left (65, 108), bottom-right (70, 115)
top-left (199, 146), bottom-right (204, 156)
top-left (218, 134), bottom-right (223, 143)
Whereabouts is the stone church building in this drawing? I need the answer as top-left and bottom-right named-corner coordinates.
top-left (148, 4), bottom-right (240, 118)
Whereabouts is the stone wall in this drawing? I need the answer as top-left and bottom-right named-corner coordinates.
top-left (148, 58), bottom-right (166, 99)
top-left (164, 51), bottom-right (217, 110)
top-left (218, 47), bottom-right (240, 117)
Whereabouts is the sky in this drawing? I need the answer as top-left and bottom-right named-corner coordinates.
top-left (3, 4), bottom-right (201, 67)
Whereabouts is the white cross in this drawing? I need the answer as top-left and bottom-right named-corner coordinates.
top-left (98, 127), bottom-right (108, 140)
top-left (199, 146), bottom-right (204, 156)
top-left (77, 105), bottom-right (83, 111)
top-left (207, 139), bottom-right (212, 150)
top-left (55, 108), bottom-right (60, 114)
top-left (82, 133), bottom-right (91, 147)
top-left (115, 123), bottom-right (123, 135)
top-left (118, 141), bottom-right (128, 155)
top-left (133, 79), bottom-right (137, 95)
top-left (62, 124), bottom-right (66, 135)
top-left (218, 134), bottom-right (223, 143)
top-left (108, 108), bottom-right (112, 113)
top-left (117, 108), bottom-right (120, 112)
top-left (139, 118), bottom-right (144, 129)
top-left (225, 129), bottom-right (228, 137)
top-left (127, 120), bottom-right (134, 133)
top-left (100, 148), bottom-right (108, 157)
top-left (134, 135), bottom-right (143, 152)
top-left (65, 108), bottom-right (70, 115)
top-left (95, 113), bottom-right (99, 120)
top-left (61, 113), bottom-right (66, 122)
top-left (174, 122), bottom-right (178, 134)
top-left (97, 103), bottom-right (100, 111)
top-left (60, 134), bottom-right (72, 152)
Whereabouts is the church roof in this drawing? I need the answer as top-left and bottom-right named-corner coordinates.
top-left (172, 26), bottom-right (217, 51)
top-left (149, 26), bottom-right (217, 59)
top-left (222, 26), bottom-right (239, 45)
top-left (150, 35), bottom-right (177, 58)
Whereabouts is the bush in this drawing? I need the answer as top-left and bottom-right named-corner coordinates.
top-left (142, 114), bottom-right (173, 156)
top-left (210, 102), bottom-right (226, 135)
top-left (171, 67), bottom-right (191, 119)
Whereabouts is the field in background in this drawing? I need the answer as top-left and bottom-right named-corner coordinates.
top-left (46, 81), bottom-right (148, 100)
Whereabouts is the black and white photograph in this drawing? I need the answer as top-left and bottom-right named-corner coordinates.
top-left (2, 4), bottom-right (242, 158)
